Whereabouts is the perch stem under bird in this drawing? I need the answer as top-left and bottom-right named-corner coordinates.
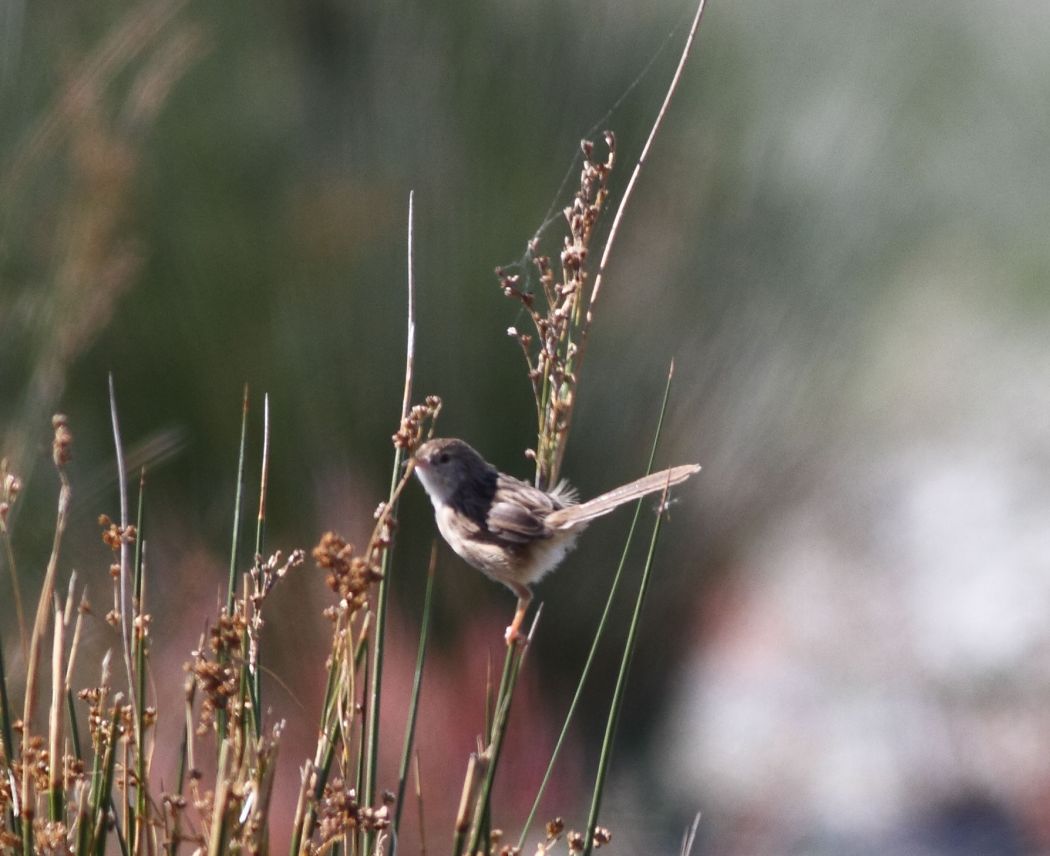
top-left (412, 438), bottom-right (700, 643)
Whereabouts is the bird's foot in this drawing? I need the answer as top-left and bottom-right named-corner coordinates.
top-left (504, 606), bottom-right (528, 646)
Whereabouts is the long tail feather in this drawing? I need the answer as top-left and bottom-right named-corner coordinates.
top-left (546, 463), bottom-right (700, 529)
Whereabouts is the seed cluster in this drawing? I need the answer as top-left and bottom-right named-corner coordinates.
top-left (393, 394), bottom-right (443, 450)
top-left (0, 460), bottom-right (21, 525)
top-left (313, 531), bottom-right (382, 613)
top-left (497, 134), bottom-right (615, 489)
top-left (528, 817), bottom-right (613, 855)
top-left (314, 780), bottom-right (395, 851)
top-left (189, 611), bottom-right (248, 734)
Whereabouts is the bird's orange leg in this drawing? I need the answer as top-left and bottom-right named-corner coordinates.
top-left (505, 586), bottom-right (533, 646)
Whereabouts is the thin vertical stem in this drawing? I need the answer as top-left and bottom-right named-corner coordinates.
top-left (517, 361), bottom-right (677, 849)
top-left (553, 0), bottom-right (709, 484)
top-left (108, 375), bottom-right (137, 719)
top-left (414, 752), bottom-right (427, 856)
top-left (253, 395), bottom-right (271, 733)
top-left (362, 190), bottom-right (417, 852)
top-left (0, 630), bottom-right (12, 768)
top-left (464, 611), bottom-right (541, 856)
top-left (391, 544), bottom-right (437, 851)
top-left (0, 519), bottom-right (27, 662)
top-left (47, 606), bottom-right (65, 822)
top-left (226, 386), bottom-right (250, 612)
top-left (0, 632), bottom-right (15, 840)
top-left (581, 480), bottom-right (673, 856)
top-left (132, 470), bottom-right (148, 855)
top-left (21, 458), bottom-right (70, 855)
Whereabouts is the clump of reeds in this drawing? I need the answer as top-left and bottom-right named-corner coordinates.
top-left (0, 1), bottom-right (710, 853)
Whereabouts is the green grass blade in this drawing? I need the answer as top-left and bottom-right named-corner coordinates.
top-left (0, 631), bottom-right (11, 770)
top-left (65, 688), bottom-right (83, 763)
top-left (206, 740), bottom-right (232, 856)
top-left (391, 546), bottom-right (436, 853)
top-left (581, 487), bottom-right (671, 856)
top-left (220, 386), bottom-right (249, 747)
top-left (92, 702), bottom-right (123, 856)
top-left (132, 469), bottom-right (148, 853)
top-left (249, 393), bottom-right (271, 739)
top-left (362, 448), bottom-right (407, 844)
top-left (465, 637), bottom-right (530, 856)
top-left (517, 362), bottom-right (676, 850)
top-left (0, 632), bottom-right (16, 838)
top-left (169, 676), bottom-right (194, 856)
top-left (226, 385), bottom-right (250, 612)
top-left (289, 619), bottom-right (346, 856)
top-left (364, 193), bottom-right (418, 851)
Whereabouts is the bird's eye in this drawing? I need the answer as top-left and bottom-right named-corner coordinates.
top-left (438, 452), bottom-right (450, 464)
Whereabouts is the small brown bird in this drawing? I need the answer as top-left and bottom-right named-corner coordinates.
top-left (412, 438), bottom-right (700, 642)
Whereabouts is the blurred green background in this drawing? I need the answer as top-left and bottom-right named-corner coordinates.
top-left (3, 0), bottom-right (1050, 853)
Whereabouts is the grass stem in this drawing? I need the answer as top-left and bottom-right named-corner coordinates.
top-left (391, 543), bottom-right (437, 851)
top-left (362, 190), bottom-right (418, 852)
top-left (580, 473), bottom-right (673, 856)
top-left (517, 362), bottom-right (676, 850)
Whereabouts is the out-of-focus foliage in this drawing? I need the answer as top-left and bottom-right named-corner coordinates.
top-left (3, 1), bottom-right (1050, 852)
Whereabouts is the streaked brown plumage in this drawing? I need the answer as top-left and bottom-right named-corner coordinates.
top-left (412, 438), bottom-right (700, 642)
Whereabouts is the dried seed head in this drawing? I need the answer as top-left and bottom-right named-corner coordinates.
top-left (313, 531), bottom-right (381, 610)
top-left (99, 516), bottom-right (136, 550)
top-left (392, 395), bottom-right (443, 450)
top-left (0, 462), bottom-right (22, 524)
top-left (52, 414), bottom-right (73, 466)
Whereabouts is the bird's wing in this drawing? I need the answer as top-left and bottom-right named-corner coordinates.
top-left (486, 500), bottom-right (549, 542)
top-left (484, 474), bottom-right (556, 542)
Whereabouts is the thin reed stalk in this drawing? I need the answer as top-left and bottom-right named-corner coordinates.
top-left (169, 675), bottom-right (195, 856)
top-left (132, 469), bottom-right (149, 854)
top-left (450, 753), bottom-right (479, 856)
top-left (463, 611), bottom-right (540, 856)
top-left (47, 604), bottom-right (66, 822)
top-left (250, 393), bottom-right (271, 738)
top-left (391, 542), bottom-right (437, 852)
top-left (0, 631), bottom-right (15, 840)
top-left (92, 696), bottom-right (124, 855)
top-left (0, 630), bottom-right (12, 768)
top-left (227, 386), bottom-right (250, 612)
top-left (362, 190), bottom-right (418, 854)
top-left (581, 468), bottom-right (675, 856)
top-left (216, 387), bottom-right (250, 751)
top-left (517, 362), bottom-right (676, 849)
top-left (413, 752), bottom-right (427, 856)
top-left (108, 376), bottom-right (138, 721)
top-left (206, 739), bottom-right (232, 856)
top-left (21, 415), bottom-right (72, 855)
top-left (0, 459), bottom-right (27, 660)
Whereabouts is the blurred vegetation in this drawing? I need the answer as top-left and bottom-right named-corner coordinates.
top-left (3, 0), bottom-right (1050, 812)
